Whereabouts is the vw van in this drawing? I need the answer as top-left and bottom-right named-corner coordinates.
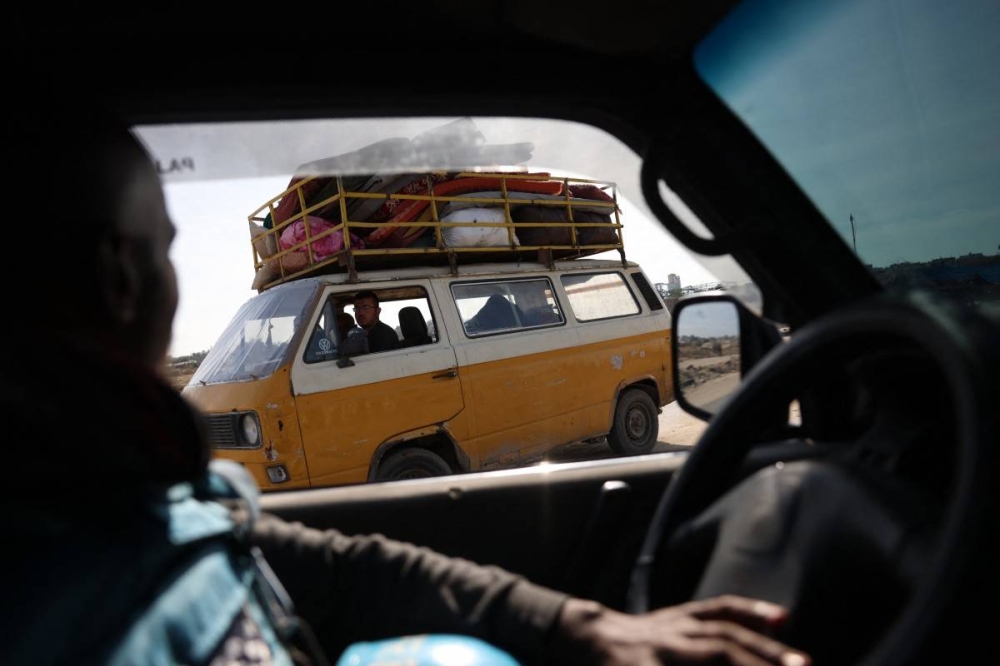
top-left (182, 168), bottom-right (674, 490)
top-left (183, 260), bottom-right (672, 489)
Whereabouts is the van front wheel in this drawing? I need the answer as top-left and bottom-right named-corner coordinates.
top-left (375, 448), bottom-right (452, 481)
top-left (608, 389), bottom-right (658, 456)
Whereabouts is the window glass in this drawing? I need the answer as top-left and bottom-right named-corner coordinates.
top-left (303, 287), bottom-right (438, 362)
top-left (153, 115), bottom-right (712, 487)
top-left (561, 273), bottom-right (640, 321)
top-left (695, 0), bottom-right (1000, 303)
top-left (304, 300), bottom-right (340, 363)
top-left (190, 280), bottom-right (317, 385)
top-left (358, 295), bottom-right (438, 349)
top-left (452, 279), bottom-right (563, 336)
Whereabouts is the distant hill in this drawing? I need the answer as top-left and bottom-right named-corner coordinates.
top-left (870, 253), bottom-right (1000, 305)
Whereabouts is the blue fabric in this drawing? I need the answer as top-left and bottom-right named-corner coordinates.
top-left (105, 462), bottom-right (295, 665)
top-left (107, 546), bottom-right (252, 666)
top-left (8, 461), bottom-right (295, 665)
top-left (336, 635), bottom-right (520, 666)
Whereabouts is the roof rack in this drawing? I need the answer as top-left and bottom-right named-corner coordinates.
top-left (247, 171), bottom-right (627, 291)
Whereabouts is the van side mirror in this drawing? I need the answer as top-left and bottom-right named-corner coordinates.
top-left (672, 295), bottom-right (782, 421)
top-left (337, 327), bottom-right (369, 367)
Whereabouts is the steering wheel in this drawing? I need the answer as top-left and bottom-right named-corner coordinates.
top-left (627, 293), bottom-right (996, 665)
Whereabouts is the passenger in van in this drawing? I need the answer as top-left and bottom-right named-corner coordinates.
top-left (336, 310), bottom-right (356, 341)
top-left (509, 282), bottom-right (561, 326)
top-left (468, 293), bottom-right (524, 333)
top-left (353, 289), bottom-right (400, 352)
top-left (6, 101), bottom-right (810, 666)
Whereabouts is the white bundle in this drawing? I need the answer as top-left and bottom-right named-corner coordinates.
top-left (441, 208), bottom-right (519, 247)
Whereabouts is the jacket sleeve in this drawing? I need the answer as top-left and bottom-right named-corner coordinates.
top-left (250, 512), bottom-right (569, 663)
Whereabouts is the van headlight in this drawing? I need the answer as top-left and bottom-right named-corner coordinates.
top-left (240, 413), bottom-right (261, 447)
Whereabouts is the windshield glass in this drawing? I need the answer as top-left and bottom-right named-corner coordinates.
top-left (140, 116), bottom-right (754, 361)
top-left (696, 0), bottom-right (1000, 305)
top-left (189, 280), bottom-right (318, 385)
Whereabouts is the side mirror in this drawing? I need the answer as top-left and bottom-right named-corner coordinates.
top-left (337, 326), bottom-right (369, 367)
top-left (672, 294), bottom-right (782, 421)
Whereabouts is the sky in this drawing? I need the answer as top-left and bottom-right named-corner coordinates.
top-left (676, 301), bottom-right (740, 339)
top-left (145, 118), bottom-right (739, 357)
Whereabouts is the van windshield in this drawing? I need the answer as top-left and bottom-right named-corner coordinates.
top-left (189, 280), bottom-right (318, 386)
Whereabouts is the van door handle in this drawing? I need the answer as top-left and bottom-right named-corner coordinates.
top-left (433, 369), bottom-right (458, 379)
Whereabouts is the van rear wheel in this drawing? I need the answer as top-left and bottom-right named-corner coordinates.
top-left (608, 389), bottom-right (658, 455)
top-left (375, 448), bottom-right (452, 481)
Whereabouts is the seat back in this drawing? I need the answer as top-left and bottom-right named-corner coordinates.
top-left (398, 306), bottom-right (431, 347)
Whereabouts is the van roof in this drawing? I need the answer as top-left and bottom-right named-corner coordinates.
top-left (261, 258), bottom-right (641, 292)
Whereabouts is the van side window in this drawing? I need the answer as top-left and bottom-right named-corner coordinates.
top-left (305, 287), bottom-right (438, 363)
top-left (347, 288), bottom-right (438, 355)
top-left (561, 272), bottom-right (640, 321)
top-left (452, 278), bottom-right (564, 337)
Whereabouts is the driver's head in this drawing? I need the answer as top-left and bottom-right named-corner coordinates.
top-left (353, 290), bottom-right (381, 331)
top-left (9, 100), bottom-right (178, 372)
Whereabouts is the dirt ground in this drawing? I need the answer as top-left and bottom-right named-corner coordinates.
top-left (166, 368), bottom-right (196, 391)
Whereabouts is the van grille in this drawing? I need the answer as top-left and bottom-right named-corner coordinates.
top-left (203, 412), bottom-right (261, 449)
top-left (205, 414), bottom-right (237, 447)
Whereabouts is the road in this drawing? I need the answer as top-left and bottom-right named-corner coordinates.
top-left (682, 354), bottom-right (738, 369)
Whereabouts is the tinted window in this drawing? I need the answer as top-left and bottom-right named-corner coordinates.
top-left (561, 273), bottom-right (640, 321)
top-left (452, 279), bottom-right (563, 336)
top-left (630, 272), bottom-right (664, 311)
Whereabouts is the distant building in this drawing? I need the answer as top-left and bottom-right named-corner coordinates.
top-left (667, 274), bottom-right (681, 292)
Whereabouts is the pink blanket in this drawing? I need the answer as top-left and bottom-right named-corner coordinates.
top-left (279, 217), bottom-right (365, 261)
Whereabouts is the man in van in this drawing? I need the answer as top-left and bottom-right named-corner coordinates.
top-left (5, 99), bottom-right (810, 666)
top-left (353, 289), bottom-right (400, 352)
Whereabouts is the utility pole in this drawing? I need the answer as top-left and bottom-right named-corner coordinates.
top-left (850, 214), bottom-right (857, 253)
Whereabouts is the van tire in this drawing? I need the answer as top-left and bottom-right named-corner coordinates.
top-left (375, 448), bottom-right (452, 481)
top-left (608, 389), bottom-right (658, 455)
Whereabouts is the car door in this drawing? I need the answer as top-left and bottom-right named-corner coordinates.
top-left (438, 273), bottom-right (600, 469)
top-left (290, 280), bottom-right (464, 487)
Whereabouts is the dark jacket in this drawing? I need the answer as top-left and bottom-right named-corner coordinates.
top-left (367, 319), bottom-right (401, 353)
top-left (5, 332), bottom-right (565, 664)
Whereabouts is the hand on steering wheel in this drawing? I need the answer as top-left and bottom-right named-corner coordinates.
top-left (628, 293), bottom-right (997, 665)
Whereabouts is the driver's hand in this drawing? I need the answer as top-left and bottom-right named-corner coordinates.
top-left (549, 595), bottom-right (810, 666)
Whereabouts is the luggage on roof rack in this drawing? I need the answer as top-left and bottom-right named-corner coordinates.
top-left (247, 171), bottom-right (627, 292)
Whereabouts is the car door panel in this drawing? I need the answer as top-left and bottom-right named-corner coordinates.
top-left (260, 453), bottom-right (686, 609)
top-left (292, 283), bottom-right (464, 486)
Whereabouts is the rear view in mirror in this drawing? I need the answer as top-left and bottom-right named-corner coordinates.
top-left (674, 300), bottom-right (742, 416)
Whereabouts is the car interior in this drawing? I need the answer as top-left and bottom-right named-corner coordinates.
top-left (17, 1), bottom-right (1000, 663)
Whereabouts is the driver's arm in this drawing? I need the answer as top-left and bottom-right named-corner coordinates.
top-left (251, 512), bottom-right (567, 663)
top-left (252, 513), bottom-right (811, 666)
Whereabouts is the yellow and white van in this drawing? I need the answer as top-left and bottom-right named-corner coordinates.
top-left (182, 260), bottom-right (673, 489)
